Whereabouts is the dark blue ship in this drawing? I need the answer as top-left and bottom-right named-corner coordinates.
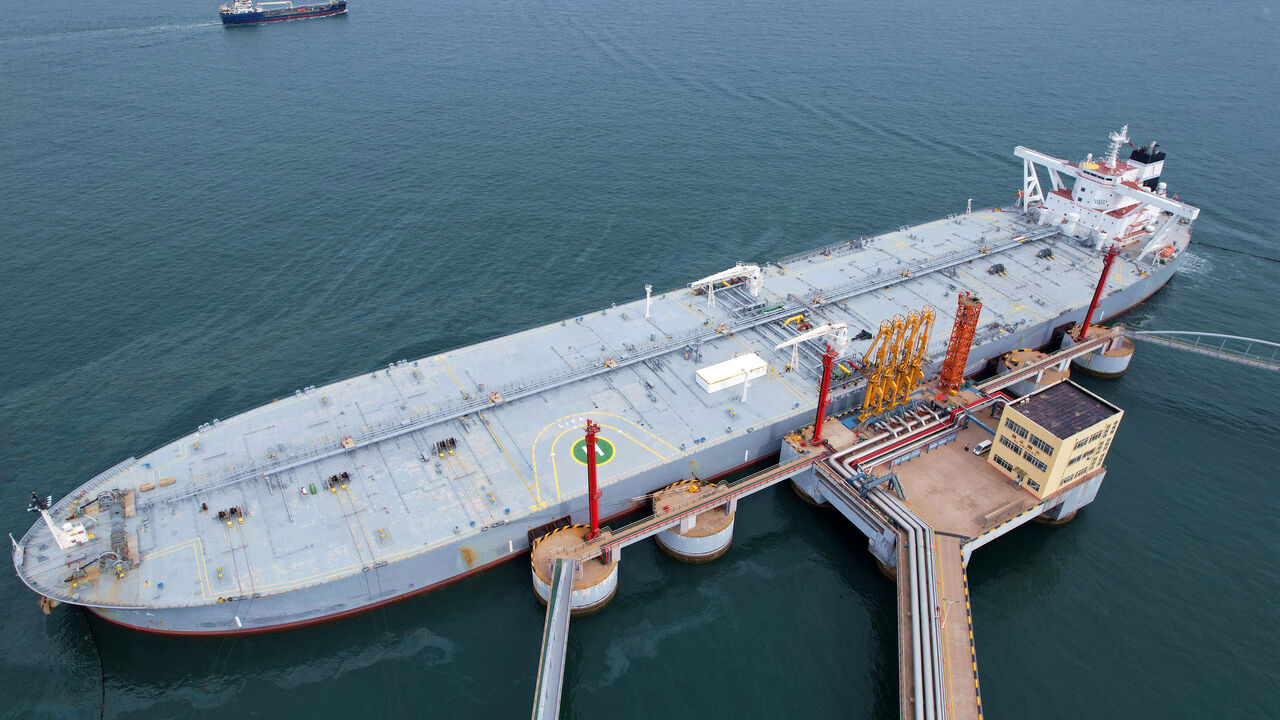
top-left (220, 0), bottom-right (346, 24)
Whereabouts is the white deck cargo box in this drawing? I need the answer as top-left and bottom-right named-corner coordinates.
top-left (696, 353), bottom-right (768, 393)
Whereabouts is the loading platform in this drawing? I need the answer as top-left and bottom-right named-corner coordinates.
top-left (530, 453), bottom-right (823, 585)
top-left (528, 327), bottom-right (1126, 718)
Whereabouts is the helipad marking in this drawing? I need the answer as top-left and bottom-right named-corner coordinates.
top-left (571, 437), bottom-right (615, 466)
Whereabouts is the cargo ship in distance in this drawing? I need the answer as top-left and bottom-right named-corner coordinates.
top-left (12, 126), bottom-right (1200, 634)
top-left (220, 0), bottom-right (346, 25)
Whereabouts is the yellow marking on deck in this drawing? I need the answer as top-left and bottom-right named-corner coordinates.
top-left (533, 411), bottom-right (683, 503)
top-left (728, 333), bottom-right (808, 402)
top-left (936, 535), bottom-right (954, 717)
top-left (438, 356), bottom-right (466, 393)
top-left (229, 400), bottom-right (804, 597)
top-left (144, 537), bottom-right (213, 602)
top-left (433, 356), bottom-right (539, 503)
top-left (479, 411), bottom-right (540, 505)
top-left (548, 425), bottom-right (574, 503)
top-left (155, 440), bottom-right (188, 471)
top-left (145, 538), bottom-right (199, 561)
top-left (957, 269), bottom-right (1048, 322)
top-left (598, 424), bottom-right (670, 462)
top-left (194, 537), bottom-right (211, 601)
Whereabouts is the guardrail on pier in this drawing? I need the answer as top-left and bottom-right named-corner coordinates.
top-left (1124, 331), bottom-right (1280, 372)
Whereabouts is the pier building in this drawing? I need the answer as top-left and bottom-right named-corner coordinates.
top-left (989, 381), bottom-right (1122, 500)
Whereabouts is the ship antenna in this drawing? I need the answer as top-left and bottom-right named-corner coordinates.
top-left (1105, 125), bottom-right (1129, 169)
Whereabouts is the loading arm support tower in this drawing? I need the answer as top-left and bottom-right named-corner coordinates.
top-left (774, 322), bottom-right (850, 370)
top-left (690, 263), bottom-right (763, 307)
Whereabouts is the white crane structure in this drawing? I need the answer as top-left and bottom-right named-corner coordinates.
top-left (774, 322), bottom-right (850, 370)
top-left (1014, 126), bottom-right (1200, 258)
top-left (38, 509), bottom-right (89, 551)
top-left (689, 263), bottom-right (763, 308)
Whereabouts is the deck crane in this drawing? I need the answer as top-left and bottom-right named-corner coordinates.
top-left (689, 263), bottom-right (763, 308)
top-left (774, 323), bottom-right (850, 446)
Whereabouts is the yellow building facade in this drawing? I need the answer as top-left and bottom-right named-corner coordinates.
top-left (987, 380), bottom-right (1123, 499)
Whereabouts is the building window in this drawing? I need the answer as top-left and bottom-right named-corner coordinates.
top-left (992, 454), bottom-right (1014, 472)
top-left (1004, 419), bottom-right (1029, 438)
top-left (1069, 449), bottom-right (1094, 466)
top-left (1028, 434), bottom-right (1054, 455)
top-left (1000, 435), bottom-right (1021, 453)
top-left (1027, 479), bottom-right (1041, 492)
top-left (1088, 431), bottom-right (1103, 444)
top-left (1022, 450), bottom-right (1048, 472)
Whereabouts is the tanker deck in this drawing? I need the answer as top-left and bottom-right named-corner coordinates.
top-left (12, 132), bottom-right (1199, 634)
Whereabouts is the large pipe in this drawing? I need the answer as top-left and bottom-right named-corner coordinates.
top-left (873, 491), bottom-right (939, 719)
top-left (828, 457), bottom-right (945, 719)
top-left (811, 344), bottom-right (837, 446)
top-left (584, 420), bottom-right (601, 540)
top-left (1080, 245), bottom-right (1121, 339)
top-left (827, 460), bottom-right (926, 720)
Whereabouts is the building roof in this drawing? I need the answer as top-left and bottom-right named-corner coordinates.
top-left (1013, 381), bottom-right (1120, 439)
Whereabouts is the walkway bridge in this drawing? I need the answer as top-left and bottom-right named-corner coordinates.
top-left (1124, 331), bottom-right (1280, 372)
top-left (532, 558), bottom-right (575, 720)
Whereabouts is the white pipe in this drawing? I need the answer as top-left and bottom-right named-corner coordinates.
top-left (872, 491), bottom-right (927, 719)
top-left (829, 460), bottom-right (935, 720)
top-left (873, 493), bottom-right (937, 719)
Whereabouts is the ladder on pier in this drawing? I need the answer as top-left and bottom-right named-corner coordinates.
top-left (531, 558), bottom-right (576, 720)
top-left (1124, 331), bottom-right (1280, 372)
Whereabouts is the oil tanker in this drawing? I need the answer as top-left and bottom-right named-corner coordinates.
top-left (11, 126), bottom-right (1199, 634)
top-left (219, 0), bottom-right (346, 25)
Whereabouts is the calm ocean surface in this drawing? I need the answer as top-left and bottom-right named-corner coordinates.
top-left (2, 0), bottom-right (1277, 717)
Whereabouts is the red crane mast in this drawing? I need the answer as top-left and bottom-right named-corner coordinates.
top-left (584, 420), bottom-right (602, 540)
top-left (937, 292), bottom-right (984, 395)
top-left (1080, 246), bottom-right (1121, 339)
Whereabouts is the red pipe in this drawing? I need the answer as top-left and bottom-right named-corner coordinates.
top-left (1080, 246), bottom-right (1121, 339)
top-left (811, 344), bottom-right (837, 446)
top-left (584, 419), bottom-right (601, 540)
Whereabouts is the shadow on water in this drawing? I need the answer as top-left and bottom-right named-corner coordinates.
top-left (72, 481), bottom-right (899, 719)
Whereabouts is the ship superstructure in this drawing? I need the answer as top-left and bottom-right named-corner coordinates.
top-left (12, 128), bottom-right (1199, 634)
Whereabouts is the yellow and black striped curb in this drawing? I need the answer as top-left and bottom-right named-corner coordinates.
top-left (962, 566), bottom-right (984, 720)
top-left (529, 524), bottom-right (590, 564)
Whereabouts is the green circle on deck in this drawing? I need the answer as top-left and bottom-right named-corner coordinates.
top-left (571, 437), bottom-right (616, 466)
